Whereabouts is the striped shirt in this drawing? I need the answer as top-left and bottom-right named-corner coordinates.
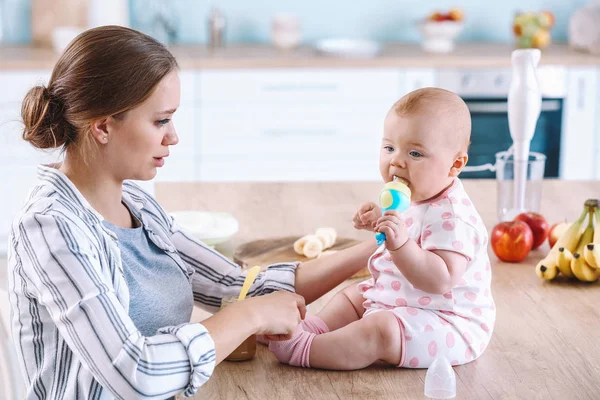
top-left (7, 164), bottom-right (297, 400)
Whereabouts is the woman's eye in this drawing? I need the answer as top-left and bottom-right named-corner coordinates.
top-left (157, 119), bottom-right (170, 126)
top-left (409, 151), bottom-right (422, 158)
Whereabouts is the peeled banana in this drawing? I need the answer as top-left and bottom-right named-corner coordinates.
top-left (535, 199), bottom-right (600, 283)
top-left (293, 227), bottom-right (337, 258)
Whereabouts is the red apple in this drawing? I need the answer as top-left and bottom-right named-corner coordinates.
top-left (490, 220), bottom-right (534, 263)
top-left (547, 221), bottom-right (571, 248)
top-left (514, 212), bottom-right (549, 250)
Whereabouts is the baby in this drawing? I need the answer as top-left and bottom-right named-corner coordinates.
top-left (268, 87), bottom-right (495, 370)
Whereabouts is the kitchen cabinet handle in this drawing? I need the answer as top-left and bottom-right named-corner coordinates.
top-left (466, 100), bottom-right (561, 113)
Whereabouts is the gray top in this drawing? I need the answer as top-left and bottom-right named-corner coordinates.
top-left (103, 216), bottom-right (194, 337)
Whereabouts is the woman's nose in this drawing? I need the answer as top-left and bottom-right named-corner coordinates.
top-left (163, 129), bottom-right (179, 146)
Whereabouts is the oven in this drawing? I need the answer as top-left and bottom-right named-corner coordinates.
top-left (436, 67), bottom-right (567, 179)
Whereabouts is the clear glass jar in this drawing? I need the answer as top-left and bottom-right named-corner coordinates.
top-left (220, 296), bottom-right (257, 361)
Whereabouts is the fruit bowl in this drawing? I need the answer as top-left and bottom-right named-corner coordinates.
top-left (419, 20), bottom-right (464, 53)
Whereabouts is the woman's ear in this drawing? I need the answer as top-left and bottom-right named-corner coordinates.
top-left (89, 117), bottom-right (110, 144)
top-left (449, 152), bottom-right (468, 177)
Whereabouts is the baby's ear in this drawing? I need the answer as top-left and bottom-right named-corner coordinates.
top-left (449, 152), bottom-right (468, 177)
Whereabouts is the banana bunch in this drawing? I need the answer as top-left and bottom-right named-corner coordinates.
top-left (293, 227), bottom-right (337, 259)
top-left (536, 199), bottom-right (600, 282)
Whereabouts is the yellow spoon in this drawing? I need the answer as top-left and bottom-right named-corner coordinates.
top-left (237, 265), bottom-right (261, 301)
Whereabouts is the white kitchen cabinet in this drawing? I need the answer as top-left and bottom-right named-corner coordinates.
top-left (403, 68), bottom-right (437, 93)
top-left (560, 67), bottom-right (598, 180)
top-left (197, 68), bottom-right (401, 181)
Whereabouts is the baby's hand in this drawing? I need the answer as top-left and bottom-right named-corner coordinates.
top-left (374, 210), bottom-right (408, 251)
top-left (353, 202), bottom-right (382, 232)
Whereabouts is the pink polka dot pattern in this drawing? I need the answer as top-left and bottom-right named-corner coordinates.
top-left (439, 316), bottom-right (450, 326)
top-left (485, 262), bottom-right (491, 271)
top-left (395, 298), bottom-right (407, 307)
top-left (474, 272), bottom-right (482, 281)
top-left (473, 236), bottom-right (480, 246)
top-left (424, 325), bottom-right (433, 332)
top-left (428, 341), bottom-right (438, 357)
top-left (404, 217), bottom-right (413, 227)
top-left (384, 253), bottom-right (392, 262)
top-left (406, 307), bottom-right (419, 316)
top-left (472, 308), bottom-right (482, 316)
top-left (464, 292), bottom-right (477, 302)
top-left (418, 296), bottom-right (432, 306)
top-left (384, 268), bottom-right (395, 274)
top-left (484, 288), bottom-right (490, 297)
top-left (443, 291), bottom-right (453, 299)
top-left (452, 240), bottom-right (464, 250)
top-left (459, 278), bottom-right (467, 286)
top-left (442, 221), bottom-right (456, 231)
top-left (391, 281), bottom-right (402, 291)
top-left (409, 357), bottom-right (419, 367)
top-left (481, 323), bottom-right (490, 333)
top-left (465, 347), bottom-right (473, 359)
top-left (446, 332), bottom-right (455, 348)
top-left (449, 197), bottom-right (458, 204)
top-left (463, 331), bottom-right (473, 344)
top-left (462, 198), bottom-right (472, 206)
top-left (405, 334), bottom-right (413, 341)
top-left (441, 212), bottom-right (453, 220)
top-left (430, 203), bottom-right (441, 208)
top-left (422, 230), bottom-right (432, 241)
top-left (376, 283), bottom-right (384, 291)
top-left (469, 215), bottom-right (478, 224)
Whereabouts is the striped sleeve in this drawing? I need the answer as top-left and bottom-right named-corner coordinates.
top-left (169, 217), bottom-right (297, 313)
top-left (17, 212), bottom-right (216, 399)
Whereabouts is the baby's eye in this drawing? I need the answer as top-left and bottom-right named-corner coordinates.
top-left (384, 145), bottom-right (394, 153)
top-left (409, 151), bottom-right (423, 158)
top-left (157, 118), bottom-right (170, 126)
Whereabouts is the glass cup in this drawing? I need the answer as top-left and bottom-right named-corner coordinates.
top-left (495, 151), bottom-right (546, 221)
top-left (220, 296), bottom-right (257, 361)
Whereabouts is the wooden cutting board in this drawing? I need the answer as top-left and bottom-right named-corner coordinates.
top-left (233, 236), bottom-right (370, 279)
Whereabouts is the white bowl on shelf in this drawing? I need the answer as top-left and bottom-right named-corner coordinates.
top-left (418, 21), bottom-right (464, 53)
top-left (314, 38), bottom-right (382, 58)
top-left (169, 211), bottom-right (239, 246)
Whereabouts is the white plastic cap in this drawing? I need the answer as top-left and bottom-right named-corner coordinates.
top-left (424, 356), bottom-right (456, 399)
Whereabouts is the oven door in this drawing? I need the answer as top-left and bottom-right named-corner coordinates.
top-left (460, 98), bottom-right (563, 179)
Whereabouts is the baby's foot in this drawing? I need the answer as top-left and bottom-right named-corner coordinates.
top-left (268, 325), bottom-right (316, 367)
top-left (257, 314), bottom-right (329, 345)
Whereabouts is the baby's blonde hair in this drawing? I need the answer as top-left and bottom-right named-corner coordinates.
top-left (392, 87), bottom-right (472, 153)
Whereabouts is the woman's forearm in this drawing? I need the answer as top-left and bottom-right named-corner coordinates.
top-left (390, 239), bottom-right (452, 294)
top-left (200, 302), bottom-right (260, 365)
top-left (294, 239), bottom-right (379, 304)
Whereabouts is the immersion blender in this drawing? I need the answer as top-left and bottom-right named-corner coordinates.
top-left (507, 48), bottom-right (542, 219)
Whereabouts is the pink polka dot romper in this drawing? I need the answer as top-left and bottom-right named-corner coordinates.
top-left (358, 178), bottom-right (495, 368)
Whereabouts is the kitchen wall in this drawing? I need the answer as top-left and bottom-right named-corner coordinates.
top-left (1, 0), bottom-right (589, 44)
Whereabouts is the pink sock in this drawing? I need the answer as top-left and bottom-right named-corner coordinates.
top-left (267, 315), bottom-right (330, 367)
top-left (257, 314), bottom-right (329, 345)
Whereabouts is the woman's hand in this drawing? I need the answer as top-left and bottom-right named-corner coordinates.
top-left (246, 291), bottom-right (306, 341)
top-left (374, 210), bottom-right (408, 251)
top-left (353, 202), bottom-right (382, 232)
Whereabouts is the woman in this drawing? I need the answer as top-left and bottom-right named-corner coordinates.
top-left (7, 26), bottom-right (377, 399)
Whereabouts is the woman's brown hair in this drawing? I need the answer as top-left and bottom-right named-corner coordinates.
top-left (21, 25), bottom-right (178, 157)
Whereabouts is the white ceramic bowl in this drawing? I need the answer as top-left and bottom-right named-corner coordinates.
top-left (418, 21), bottom-right (464, 53)
top-left (170, 211), bottom-right (239, 246)
top-left (314, 38), bottom-right (382, 58)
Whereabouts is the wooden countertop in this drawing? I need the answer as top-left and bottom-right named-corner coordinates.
top-left (153, 179), bottom-right (600, 399)
top-left (2, 42), bottom-right (600, 70)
